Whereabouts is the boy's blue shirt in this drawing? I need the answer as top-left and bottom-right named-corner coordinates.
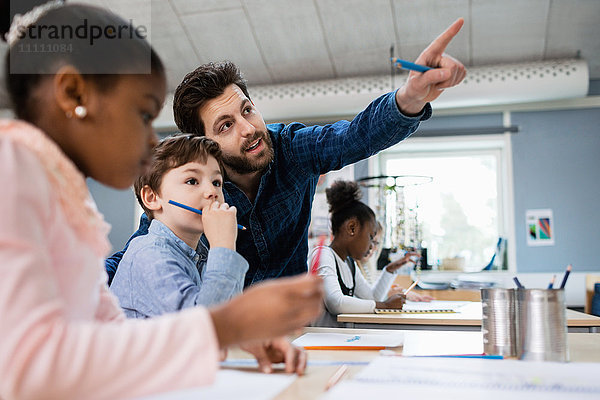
top-left (105, 91), bottom-right (431, 287)
top-left (109, 219), bottom-right (248, 318)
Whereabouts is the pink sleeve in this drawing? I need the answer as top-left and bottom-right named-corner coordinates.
top-left (0, 139), bottom-right (219, 400)
top-left (94, 265), bottom-right (126, 322)
top-left (95, 283), bottom-right (127, 322)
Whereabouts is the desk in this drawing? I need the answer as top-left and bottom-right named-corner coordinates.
top-left (393, 275), bottom-right (481, 301)
top-left (224, 328), bottom-right (600, 400)
top-left (338, 302), bottom-right (600, 332)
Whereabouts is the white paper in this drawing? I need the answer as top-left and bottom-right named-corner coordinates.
top-left (402, 300), bottom-right (472, 312)
top-left (322, 356), bottom-right (600, 399)
top-left (138, 369), bottom-right (295, 400)
top-left (292, 332), bottom-right (403, 348)
top-left (401, 331), bottom-right (483, 356)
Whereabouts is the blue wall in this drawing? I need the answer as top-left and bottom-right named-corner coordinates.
top-left (88, 179), bottom-right (136, 254)
top-left (511, 108), bottom-right (600, 272)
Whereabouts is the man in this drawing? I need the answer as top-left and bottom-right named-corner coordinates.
top-left (106, 18), bottom-right (466, 287)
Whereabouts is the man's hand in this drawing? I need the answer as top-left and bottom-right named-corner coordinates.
top-left (241, 337), bottom-right (308, 375)
top-left (396, 18), bottom-right (467, 115)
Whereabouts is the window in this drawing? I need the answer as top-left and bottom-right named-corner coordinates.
top-left (375, 135), bottom-right (512, 272)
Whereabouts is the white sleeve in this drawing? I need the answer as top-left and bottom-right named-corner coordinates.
top-left (311, 247), bottom-right (376, 315)
top-left (371, 268), bottom-right (397, 301)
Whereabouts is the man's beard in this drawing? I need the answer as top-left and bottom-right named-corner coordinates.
top-left (222, 131), bottom-right (274, 175)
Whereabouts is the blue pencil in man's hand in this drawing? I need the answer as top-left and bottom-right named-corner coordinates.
top-left (168, 200), bottom-right (247, 230)
top-left (391, 57), bottom-right (433, 73)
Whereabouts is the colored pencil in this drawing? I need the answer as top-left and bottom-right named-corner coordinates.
top-left (559, 264), bottom-right (573, 289)
top-left (513, 276), bottom-right (525, 289)
top-left (391, 57), bottom-right (433, 73)
top-left (416, 354), bottom-right (504, 360)
top-left (403, 279), bottom-right (420, 295)
top-left (548, 275), bottom-right (556, 289)
top-left (168, 200), bottom-right (247, 230)
top-left (324, 364), bottom-right (349, 391)
top-left (310, 235), bottom-right (327, 275)
top-left (303, 346), bottom-right (386, 351)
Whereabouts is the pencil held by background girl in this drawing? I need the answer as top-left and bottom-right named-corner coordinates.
top-left (309, 180), bottom-right (419, 327)
top-left (0, 3), bottom-right (322, 399)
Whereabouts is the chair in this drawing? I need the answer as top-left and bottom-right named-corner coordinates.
top-left (584, 274), bottom-right (600, 314)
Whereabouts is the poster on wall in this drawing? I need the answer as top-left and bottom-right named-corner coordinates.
top-left (526, 209), bottom-right (554, 246)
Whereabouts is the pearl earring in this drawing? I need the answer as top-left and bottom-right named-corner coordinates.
top-left (74, 105), bottom-right (87, 119)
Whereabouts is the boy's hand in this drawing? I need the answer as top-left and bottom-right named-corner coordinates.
top-left (209, 275), bottom-right (324, 348)
top-left (240, 338), bottom-right (307, 375)
top-left (202, 200), bottom-right (237, 250)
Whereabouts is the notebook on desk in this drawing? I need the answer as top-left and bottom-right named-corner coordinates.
top-left (374, 300), bottom-right (472, 314)
top-left (375, 308), bottom-right (456, 314)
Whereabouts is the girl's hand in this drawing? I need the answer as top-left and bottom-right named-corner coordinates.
top-left (240, 338), bottom-right (307, 375)
top-left (389, 284), bottom-right (434, 302)
top-left (384, 251), bottom-right (420, 273)
top-left (376, 293), bottom-right (406, 309)
top-left (209, 275), bottom-right (324, 348)
top-left (202, 200), bottom-right (238, 250)
top-left (406, 291), bottom-right (434, 302)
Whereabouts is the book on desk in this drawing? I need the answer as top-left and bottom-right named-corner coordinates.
top-left (375, 308), bottom-right (456, 314)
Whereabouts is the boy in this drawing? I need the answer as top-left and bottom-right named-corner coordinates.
top-left (111, 134), bottom-right (248, 318)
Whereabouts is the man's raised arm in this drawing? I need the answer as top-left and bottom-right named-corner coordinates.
top-left (395, 18), bottom-right (467, 116)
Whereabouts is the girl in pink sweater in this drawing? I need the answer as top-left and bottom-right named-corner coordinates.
top-left (0, 2), bottom-right (322, 399)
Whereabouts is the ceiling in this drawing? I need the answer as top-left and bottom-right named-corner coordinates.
top-left (1, 0), bottom-right (599, 109)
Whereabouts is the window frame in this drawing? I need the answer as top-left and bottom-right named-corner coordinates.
top-left (373, 133), bottom-right (516, 272)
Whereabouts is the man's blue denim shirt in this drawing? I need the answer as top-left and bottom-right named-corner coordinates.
top-left (105, 91), bottom-right (431, 287)
top-left (109, 219), bottom-right (248, 318)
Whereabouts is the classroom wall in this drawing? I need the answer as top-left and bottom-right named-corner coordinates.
top-left (88, 179), bottom-right (137, 254)
top-left (511, 107), bottom-right (600, 273)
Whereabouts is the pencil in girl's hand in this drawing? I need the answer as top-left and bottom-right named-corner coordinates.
top-left (168, 200), bottom-right (247, 230)
top-left (310, 235), bottom-right (327, 275)
top-left (548, 275), bottom-right (556, 289)
top-left (559, 264), bottom-right (573, 289)
top-left (403, 279), bottom-right (419, 295)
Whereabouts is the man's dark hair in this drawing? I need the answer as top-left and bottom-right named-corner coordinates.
top-left (173, 61), bottom-right (250, 136)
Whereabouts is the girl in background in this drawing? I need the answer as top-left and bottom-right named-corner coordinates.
top-left (0, 3), bottom-right (322, 399)
top-left (356, 221), bottom-right (434, 302)
top-left (309, 180), bottom-right (416, 327)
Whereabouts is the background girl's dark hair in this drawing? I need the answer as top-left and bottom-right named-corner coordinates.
top-left (173, 61), bottom-right (250, 136)
top-left (326, 180), bottom-right (375, 235)
top-left (134, 134), bottom-right (224, 220)
top-left (2, 3), bottom-right (165, 122)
